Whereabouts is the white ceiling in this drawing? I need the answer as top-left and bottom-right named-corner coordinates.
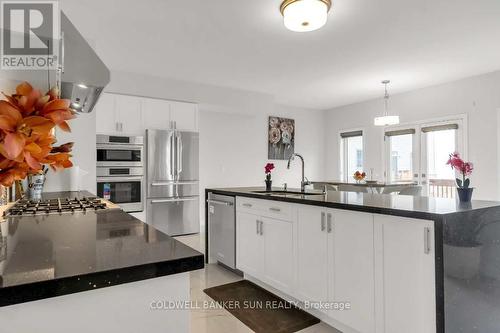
top-left (60, 0), bottom-right (500, 110)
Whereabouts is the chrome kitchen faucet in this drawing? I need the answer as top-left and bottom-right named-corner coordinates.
top-left (287, 153), bottom-right (311, 192)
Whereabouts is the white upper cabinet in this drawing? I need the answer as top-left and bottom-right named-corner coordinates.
top-left (95, 93), bottom-right (117, 134)
top-left (95, 93), bottom-right (198, 135)
top-left (169, 100), bottom-right (198, 131)
top-left (115, 94), bottom-right (143, 135)
top-left (141, 97), bottom-right (171, 130)
top-left (374, 215), bottom-right (436, 333)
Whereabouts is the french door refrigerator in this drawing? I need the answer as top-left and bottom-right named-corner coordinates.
top-left (146, 129), bottom-right (200, 236)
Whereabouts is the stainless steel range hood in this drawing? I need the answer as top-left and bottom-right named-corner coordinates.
top-left (60, 12), bottom-right (110, 113)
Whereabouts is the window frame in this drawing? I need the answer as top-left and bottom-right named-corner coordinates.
top-left (339, 128), bottom-right (365, 182)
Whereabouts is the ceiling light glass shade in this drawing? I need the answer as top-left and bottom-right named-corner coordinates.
top-left (281, 0), bottom-right (331, 32)
top-left (374, 115), bottom-right (400, 126)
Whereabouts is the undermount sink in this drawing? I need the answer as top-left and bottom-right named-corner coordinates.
top-left (251, 190), bottom-right (324, 196)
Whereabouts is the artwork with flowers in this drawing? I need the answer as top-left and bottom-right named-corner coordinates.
top-left (268, 116), bottom-right (295, 160)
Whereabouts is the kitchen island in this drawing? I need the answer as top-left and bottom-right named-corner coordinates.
top-left (0, 191), bottom-right (204, 333)
top-left (206, 187), bottom-right (500, 333)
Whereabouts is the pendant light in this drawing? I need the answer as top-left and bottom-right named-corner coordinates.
top-left (374, 80), bottom-right (400, 126)
top-left (280, 0), bottom-right (332, 32)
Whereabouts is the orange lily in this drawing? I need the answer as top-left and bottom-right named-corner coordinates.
top-left (0, 101), bottom-right (55, 159)
top-left (0, 82), bottom-right (76, 186)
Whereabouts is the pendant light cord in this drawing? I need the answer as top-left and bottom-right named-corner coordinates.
top-left (383, 80), bottom-right (390, 117)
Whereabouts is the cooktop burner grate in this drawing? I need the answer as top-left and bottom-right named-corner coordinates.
top-left (3, 197), bottom-right (108, 217)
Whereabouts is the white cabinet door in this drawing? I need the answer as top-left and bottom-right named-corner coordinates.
top-left (115, 94), bottom-right (143, 135)
top-left (236, 212), bottom-right (264, 278)
top-left (141, 97), bottom-right (171, 130)
top-left (95, 93), bottom-right (117, 134)
top-left (296, 205), bottom-right (329, 305)
top-left (170, 101), bottom-right (198, 131)
top-left (329, 209), bottom-right (375, 333)
top-left (374, 215), bottom-right (436, 333)
top-left (262, 216), bottom-right (294, 293)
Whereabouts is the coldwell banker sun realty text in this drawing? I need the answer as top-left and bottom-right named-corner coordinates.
top-left (1, 1), bottom-right (60, 70)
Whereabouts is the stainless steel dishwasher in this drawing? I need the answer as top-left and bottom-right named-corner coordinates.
top-left (207, 193), bottom-right (237, 271)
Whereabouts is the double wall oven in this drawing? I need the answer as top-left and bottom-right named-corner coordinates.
top-left (96, 135), bottom-right (144, 212)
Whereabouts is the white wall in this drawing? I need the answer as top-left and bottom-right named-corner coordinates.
top-left (199, 105), bottom-right (326, 191)
top-left (325, 70), bottom-right (500, 200)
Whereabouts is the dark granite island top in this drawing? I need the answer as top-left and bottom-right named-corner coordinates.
top-left (206, 187), bottom-right (500, 219)
top-left (206, 187), bottom-right (500, 333)
top-left (0, 191), bottom-right (204, 307)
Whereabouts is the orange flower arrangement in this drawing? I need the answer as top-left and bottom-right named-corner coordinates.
top-left (0, 81), bottom-right (76, 186)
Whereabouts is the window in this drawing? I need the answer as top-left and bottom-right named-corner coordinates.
top-left (340, 130), bottom-right (363, 181)
top-left (385, 129), bottom-right (415, 182)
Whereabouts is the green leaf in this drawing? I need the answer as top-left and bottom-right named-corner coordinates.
top-left (456, 178), bottom-right (463, 188)
top-left (464, 178), bottom-right (470, 189)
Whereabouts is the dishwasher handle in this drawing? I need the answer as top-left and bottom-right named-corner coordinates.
top-left (207, 199), bottom-right (234, 206)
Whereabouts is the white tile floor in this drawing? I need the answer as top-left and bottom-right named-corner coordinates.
top-left (174, 234), bottom-right (341, 333)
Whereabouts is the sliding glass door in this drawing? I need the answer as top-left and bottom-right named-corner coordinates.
top-left (420, 122), bottom-right (463, 198)
top-left (384, 118), bottom-right (464, 198)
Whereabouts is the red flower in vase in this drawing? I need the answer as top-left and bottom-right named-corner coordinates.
top-left (265, 163), bottom-right (275, 174)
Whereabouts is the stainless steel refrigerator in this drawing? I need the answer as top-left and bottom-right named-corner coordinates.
top-left (146, 129), bottom-right (200, 236)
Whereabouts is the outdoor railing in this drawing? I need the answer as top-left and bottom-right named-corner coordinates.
top-left (428, 179), bottom-right (456, 198)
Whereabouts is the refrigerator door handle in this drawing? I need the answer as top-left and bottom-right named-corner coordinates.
top-left (151, 197), bottom-right (198, 204)
top-left (176, 132), bottom-right (183, 176)
top-left (169, 132), bottom-right (175, 178)
top-left (151, 181), bottom-right (198, 186)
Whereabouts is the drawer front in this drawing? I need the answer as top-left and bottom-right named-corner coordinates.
top-left (236, 196), bottom-right (292, 221)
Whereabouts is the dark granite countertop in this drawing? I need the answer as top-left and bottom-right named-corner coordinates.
top-left (0, 191), bottom-right (204, 307)
top-left (207, 187), bottom-right (500, 333)
top-left (206, 187), bottom-right (500, 220)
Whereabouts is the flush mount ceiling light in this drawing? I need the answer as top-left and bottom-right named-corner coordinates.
top-left (280, 0), bottom-right (332, 32)
top-left (374, 80), bottom-right (400, 126)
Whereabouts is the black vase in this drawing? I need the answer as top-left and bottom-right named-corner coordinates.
top-left (457, 188), bottom-right (474, 202)
top-left (265, 180), bottom-right (272, 192)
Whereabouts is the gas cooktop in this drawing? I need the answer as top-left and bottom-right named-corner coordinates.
top-left (3, 197), bottom-right (109, 217)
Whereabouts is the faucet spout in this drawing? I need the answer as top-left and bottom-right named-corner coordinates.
top-left (286, 153), bottom-right (310, 192)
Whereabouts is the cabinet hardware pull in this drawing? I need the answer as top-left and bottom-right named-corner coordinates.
top-left (243, 203), bottom-right (252, 208)
top-left (327, 213), bottom-right (333, 233)
top-left (321, 212), bottom-right (326, 232)
top-left (259, 221), bottom-right (263, 236)
top-left (424, 227), bottom-right (431, 254)
top-left (269, 207), bottom-right (281, 212)
top-left (256, 220), bottom-right (259, 234)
